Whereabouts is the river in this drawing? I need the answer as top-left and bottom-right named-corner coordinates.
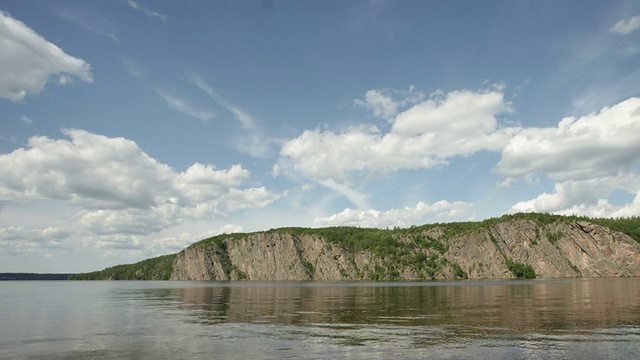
top-left (1, 278), bottom-right (640, 359)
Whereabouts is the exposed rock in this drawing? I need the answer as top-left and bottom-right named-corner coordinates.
top-left (169, 220), bottom-right (640, 281)
top-left (171, 246), bottom-right (229, 280)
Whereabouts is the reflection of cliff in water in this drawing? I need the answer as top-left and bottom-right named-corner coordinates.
top-left (159, 279), bottom-right (640, 331)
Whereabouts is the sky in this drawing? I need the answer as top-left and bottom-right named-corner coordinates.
top-left (1, 0), bottom-right (640, 273)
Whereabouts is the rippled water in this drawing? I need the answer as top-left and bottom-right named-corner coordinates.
top-left (2, 278), bottom-right (640, 359)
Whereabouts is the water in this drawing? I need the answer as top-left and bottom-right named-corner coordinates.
top-left (2, 278), bottom-right (640, 359)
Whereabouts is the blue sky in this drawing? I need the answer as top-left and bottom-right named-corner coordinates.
top-left (1, 0), bottom-right (640, 272)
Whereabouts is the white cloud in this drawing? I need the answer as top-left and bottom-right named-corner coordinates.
top-left (76, 208), bottom-right (171, 236)
top-left (127, 0), bottom-right (167, 21)
top-left (0, 129), bottom-right (279, 239)
top-left (314, 200), bottom-right (473, 228)
top-left (354, 86), bottom-right (426, 119)
top-left (93, 234), bottom-right (144, 250)
top-left (500, 97), bottom-right (640, 220)
top-left (507, 175), bottom-right (640, 218)
top-left (0, 226), bottom-right (70, 254)
top-left (0, 11), bottom-right (93, 101)
top-left (222, 187), bottom-right (281, 212)
top-left (0, 129), bottom-right (175, 209)
top-left (175, 163), bottom-right (249, 202)
top-left (610, 15), bottom-right (640, 35)
top-left (157, 90), bottom-right (215, 122)
top-left (355, 89), bottom-right (399, 119)
top-left (40, 226), bottom-right (72, 239)
top-left (280, 88), bottom-right (515, 183)
top-left (140, 225), bottom-right (246, 258)
top-left (496, 97), bottom-right (640, 181)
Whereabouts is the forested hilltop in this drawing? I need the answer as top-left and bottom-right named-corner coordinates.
top-left (70, 213), bottom-right (640, 281)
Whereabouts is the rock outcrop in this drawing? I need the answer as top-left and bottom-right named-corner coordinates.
top-left (170, 219), bottom-right (640, 281)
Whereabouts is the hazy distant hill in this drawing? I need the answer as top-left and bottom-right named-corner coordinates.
top-left (70, 213), bottom-right (640, 281)
top-left (0, 273), bottom-right (71, 280)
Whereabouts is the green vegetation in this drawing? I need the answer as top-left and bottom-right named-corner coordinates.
top-left (588, 216), bottom-right (640, 243)
top-left (189, 213), bottom-right (640, 252)
top-left (189, 232), bottom-right (250, 249)
top-left (302, 259), bottom-right (315, 275)
top-left (505, 257), bottom-right (536, 279)
top-left (70, 254), bottom-right (176, 280)
top-left (568, 261), bottom-right (581, 275)
top-left (453, 263), bottom-right (468, 279)
top-left (547, 230), bottom-right (564, 246)
top-left (213, 240), bottom-right (234, 276)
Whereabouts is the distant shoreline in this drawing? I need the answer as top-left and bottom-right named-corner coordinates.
top-left (0, 273), bottom-right (72, 280)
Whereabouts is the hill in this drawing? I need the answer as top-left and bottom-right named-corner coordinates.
top-left (0, 273), bottom-right (72, 280)
top-left (70, 213), bottom-right (640, 281)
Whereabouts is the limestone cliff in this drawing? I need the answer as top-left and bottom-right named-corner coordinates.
top-left (169, 218), bottom-right (640, 281)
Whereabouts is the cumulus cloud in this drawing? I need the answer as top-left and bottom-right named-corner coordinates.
top-left (354, 86), bottom-right (427, 120)
top-left (76, 208), bottom-right (172, 236)
top-left (157, 90), bottom-right (215, 122)
top-left (507, 175), bottom-right (640, 218)
top-left (314, 200), bottom-right (473, 228)
top-left (93, 234), bottom-right (144, 250)
top-left (495, 97), bottom-right (640, 181)
top-left (0, 129), bottom-right (280, 238)
top-left (499, 97), bottom-right (640, 219)
top-left (222, 187), bottom-right (281, 212)
top-left (280, 87), bottom-right (515, 182)
top-left (0, 226), bottom-right (70, 254)
top-left (148, 225), bottom-right (246, 257)
top-left (0, 129), bottom-right (175, 208)
top-left (610, 15), bottom-right (640, 35)
top-left (0, 11), bottom-right (93, 101)
top-left (175, 163), bottom-right (249, 202)
top-left (355, 89), bottom-right (399, 118)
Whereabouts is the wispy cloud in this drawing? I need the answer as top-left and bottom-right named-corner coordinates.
top-left (120, 56), bottom-right (146, 78)
top-left (610, 15), bottom-right (640, 35)
top-left (183, 71), bottom-right (281, 158)
top-left (184, 72), bottom-right (258, 130)
top-left (57, 10), bottom-right (119, 42)
top-left (318, 179), bottom-right (370, 210)
top-left (127, 0), bottom-right (167, 21)
top-left (157, 90), bottom-right (214, 122)
top-left (20, 115), bottom-right (33, 125)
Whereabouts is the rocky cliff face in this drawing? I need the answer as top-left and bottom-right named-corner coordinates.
top-left (447, 220), bottom-right (640, 279)
top-left (170, 220), bottom-right (640, 281)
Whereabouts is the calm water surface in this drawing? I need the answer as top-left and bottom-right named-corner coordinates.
top-left (2, 278), bottom-right (640, 359)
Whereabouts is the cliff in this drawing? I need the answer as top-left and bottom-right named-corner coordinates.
top-left (71, 214), bottom-right (640, 281)
top-left (170, 215), bottom-right (640, 281)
